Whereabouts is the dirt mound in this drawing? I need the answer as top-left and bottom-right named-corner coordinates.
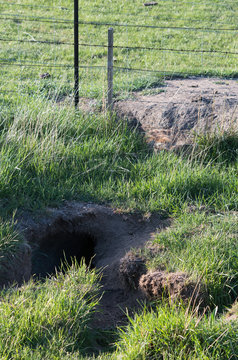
top-left (119, 252), bottom-right (147, 290)
top-left (10, 202), bottom-right (170, 328)
top-left (115, 78), bottom-right (238, 151)
top-left (139, 270), bottom-right (203, 304)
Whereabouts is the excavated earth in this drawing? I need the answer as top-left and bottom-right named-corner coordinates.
top-left (114, 78), bottom-right (238, 151)
top-left (0, 202), bottom-right (170, 328)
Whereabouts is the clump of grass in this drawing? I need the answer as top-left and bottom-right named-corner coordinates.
top-left (0, 215), bottom-right (23, 260)
top-left (194, 130), bottom-right (238, 165)
top-left (0, 97), bottom-right (237, 217)
top-left (0, 260), bottom-right (100, 359)
top-left (114, 304), bottom-right (238, 360)
top-left (147, 212), bottom-right (238, 309)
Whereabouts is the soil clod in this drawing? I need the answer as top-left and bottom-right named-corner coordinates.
top-left (139, 270), bottom-right (203, 304)
top-left (119, 252), bottom-right (147, 290)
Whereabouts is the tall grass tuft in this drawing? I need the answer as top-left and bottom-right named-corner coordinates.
top-left (0, 215), bottom-right (23, 259)
top-left (149, 212), bottom-right (238, 309)
top-left (114, 304), bottom-right (238, 360)
top-left (194, 130), bottom-right (238, 165)
top-left (0, 260), bottom-right (100, 359)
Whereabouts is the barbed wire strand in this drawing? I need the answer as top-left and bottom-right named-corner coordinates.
top-left (1, 15), bottom-right (238, 32)
top-left (0, 61), bottom-right (105, 69)
top-left (0, 0), bottom-right (237, 8)
top-left (1, 60), bottom-right (233, 78)
top-left (154, 0), bottom-right (237, 5)
top-left (1, 38), bottom-right (237, 56)
top-left (0, 6), bottom-right (237, 26)
top-left (0, 2), bottom-right (69, 10)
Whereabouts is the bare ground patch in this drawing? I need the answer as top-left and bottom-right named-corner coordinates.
top-left (114, 78), bottom-right (238, 151)
top-left (1, 202), bottom-right (170, 328)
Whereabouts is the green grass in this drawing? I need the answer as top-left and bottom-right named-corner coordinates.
top-left (144, 211), bottom-right (238, 309)
top-left (0, 0), bottom-right (238, 100)
top-left (0, 98), bottom-right (237, 219)
top-left (194, 130), bottom-right (238, 165)
top-left (113, 304), bottom-right (238, 360)
top-left (0, 260), bottom-right (100, 359)
top-left (0, 1), bottom-right (237, 359)
top-left (0, 215), bottom-right (23, 259)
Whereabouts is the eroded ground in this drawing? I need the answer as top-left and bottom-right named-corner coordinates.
top-left (115, 78), bottom-right (238, 150)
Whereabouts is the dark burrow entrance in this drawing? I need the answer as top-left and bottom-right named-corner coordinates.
top-left (31, 230), bottom-right (96, 278)
top-left (16, 204), bottom-right (169, 329)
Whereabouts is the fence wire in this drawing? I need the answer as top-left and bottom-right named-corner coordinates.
top-left (1, 15), bottom-right (238, 32)
top-left (1, 1), bottom-right (238, 104)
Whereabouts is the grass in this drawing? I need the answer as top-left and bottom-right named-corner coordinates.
top-left (113, 304), bottom-right (238, 360)
top-left (144, 211), bottom-right (238, 309)
top-left (0, 215), bottom-right (23, 260)
top-left (195, 130), bottom-right (238, 165)
top-left (0, 98), bottom-right (237, 219)
top-left (0, 0), bottom-right (238, 100)
top-left (0, 0), bottom-right (237, 359)
top-left (0, 260), bottom-right (101, 359)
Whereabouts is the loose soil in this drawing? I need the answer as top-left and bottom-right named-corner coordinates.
top-left (139, 271), bottom-right (204, 306)
top-left (114, 78), bottom-right (238, 151)
top-left (225, 300), bottom-right (238, 322)
top-left (12, 202), bottom-right (170, 328)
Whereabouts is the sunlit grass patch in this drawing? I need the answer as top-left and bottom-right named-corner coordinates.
top-left (114, 304), bottom-right (238, 360)
top-left (147, 211), bottom-right (238, 309)
top-left (0, 260), bottom-right (100, 359)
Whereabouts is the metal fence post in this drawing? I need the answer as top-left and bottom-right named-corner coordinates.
top-left (107, 27), bottom-right (114, 110)
top-left (74, 0), bottom-right (79, 108)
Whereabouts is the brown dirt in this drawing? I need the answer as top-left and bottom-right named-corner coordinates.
top-left (139, 270), bottom-right (204, 304)
top-left (13, 202), bottom-right (170, 329)
top-left (119, 251), bottom-right (147, 290)
top-left (114, 78), bottom-right (238, 151)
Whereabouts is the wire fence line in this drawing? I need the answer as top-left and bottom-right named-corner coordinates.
top-left (1, 2), bottom-right (238, 105)
top-left (1, 11), bottom-right (238, 27)
top-left (0, 2), bottom-right (70, 10)
top-left (1, 38), bottom-right (238, 56)
top-left (1, 15), bottom-right (238, 32)
top-left (1, 0), bottom-right (238, 8)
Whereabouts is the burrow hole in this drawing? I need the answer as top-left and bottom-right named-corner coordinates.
top-left (31, 230), bottom-right (97, 278)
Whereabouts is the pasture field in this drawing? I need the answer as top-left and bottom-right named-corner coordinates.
top-left (1, 0), bottom-right (238, 99)
top-left (0, 1), bottom-right (237, 359)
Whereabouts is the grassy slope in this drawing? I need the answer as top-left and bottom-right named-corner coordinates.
top-left (0, 1), bottom-right (237, 359)
top-left (146, 211), bottom-right (238, 309)
top-left (0, 99), bottom-right (237, 217)
top-left (0, 261), bottom-right (100, 359)
top-left (0, 104), bottom-right (237, 360)
top-left (113, 304), bottom-right (238, 360)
